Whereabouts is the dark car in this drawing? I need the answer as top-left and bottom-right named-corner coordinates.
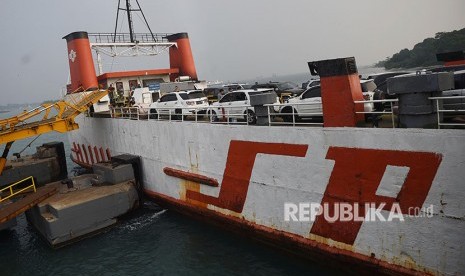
top-left (367, 72), bottom-right (410, 94)
top-left (204, 84), bottom-right (247, 103)
top-left (365, 72), bottom-right (410, 111)
top-left (251, 82), bottom-right (303, 102)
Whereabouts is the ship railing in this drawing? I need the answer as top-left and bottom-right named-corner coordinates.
top-left (264, 102), bottom-right (324, 127)
top-left (110, 106), bottom-right (211, 123)
top-left (88, 33), bottom-right (173, 44)
top-left (209, 105), bottom-right (256, 126)
top-left (429, 95), bottom-right (465, 129)
top-left (146, 106), bottom-right (250, 125)
top-left (354, 99), bottom-right (399, 128)
top-left (112, 98), bottom-right (465, 129)
top-left (149, 108), bottom-right (212, 124)
top-left (110, 107), bottom-right (140, 120)
top-left (144, 104), bottom-right (326, 126)
top-left (110, 103), bottom-right (325, 126)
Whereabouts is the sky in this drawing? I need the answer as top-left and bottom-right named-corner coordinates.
top-left (0, 0), bottom-right (464, 104)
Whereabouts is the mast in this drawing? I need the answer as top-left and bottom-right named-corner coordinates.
top-left (113, 0), bottom-right (156, 43)
top-left (125, 0), bottom-right (135, 42)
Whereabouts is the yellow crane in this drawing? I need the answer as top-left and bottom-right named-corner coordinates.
top-left (0, 89), bottom-right (108, 176)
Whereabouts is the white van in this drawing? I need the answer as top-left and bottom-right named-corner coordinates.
top-left (132, 87), bottom-right (161, 113)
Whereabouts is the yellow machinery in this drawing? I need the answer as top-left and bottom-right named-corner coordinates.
top-left (0, 176), bottom-right (36, 203)
top-left (0, 90), bottom-right (108, 176)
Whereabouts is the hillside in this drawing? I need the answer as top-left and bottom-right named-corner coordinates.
top-left (376, 28), bottom-right (465, 69)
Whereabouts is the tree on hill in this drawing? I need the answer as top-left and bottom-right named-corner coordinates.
top-left (376, 28), bottom-right (465, 69)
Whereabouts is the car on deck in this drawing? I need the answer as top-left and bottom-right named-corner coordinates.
top-left (301, 79), bottom-right (321, 90)
top-left (279, 81), bottom-right (377, 122)
top-left (251, 82), bottom-right (303, 102)
top-left (208, 89), bottom-right (279, 124)
top-left (149, 90), bottom-right (209, 119)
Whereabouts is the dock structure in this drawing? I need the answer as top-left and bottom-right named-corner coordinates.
top-left (0, 185), bottom-right (58, 224)
top-left (26, 162), bottom-right (139, 247)
top-left (0, 147), bottom-right (141, 247)
top-left (0, 89), bottom-right (110, 231)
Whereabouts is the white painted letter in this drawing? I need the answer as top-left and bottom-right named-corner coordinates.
top-left (284, 203), bottom-right (298, 222)
top-left (299, 203), bottom-right (310, 222)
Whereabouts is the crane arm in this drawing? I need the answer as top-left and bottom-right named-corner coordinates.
top-left (0, 89), bottom-right (108, 175)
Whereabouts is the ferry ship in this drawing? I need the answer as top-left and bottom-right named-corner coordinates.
top-left (65, 1), bottom-right (465, 275)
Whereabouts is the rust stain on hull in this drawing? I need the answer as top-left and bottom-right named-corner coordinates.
top-left (179, 180), bottom-right (208, 209)
top-left (145, 189), bottom-right (433, 276)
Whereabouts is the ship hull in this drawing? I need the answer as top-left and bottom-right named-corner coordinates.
top-left (69, 115), bottom-right (465, 275)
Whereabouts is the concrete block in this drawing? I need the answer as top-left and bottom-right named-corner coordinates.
top-left (388, 72), bottom-right (454, 94)
top-left (254, 105), bottom-right (269, 117)
top-left (26, 179), bottom-right (139, 247)
top-left (398, 93), bottom-right (433, 106)
top-left (0, 158), bottom-right (58, 187)
top-left (398, 104), bottom-right (434, 115)
top-left (92, 163), bottom-right (134, 185)
top-left (249, 92), bottom-right (277, 106)
top-left (399, 113), bottom-right (437, 129)
top-left (254, 106), bottom-right (270, 126)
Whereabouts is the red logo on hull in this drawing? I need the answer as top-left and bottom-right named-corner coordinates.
top-left (186, 141), bottom-right (308, 212)
top-left (310, 147), bottom-right (442, 245)
top-left (183, 141), bottom-right (442, 245)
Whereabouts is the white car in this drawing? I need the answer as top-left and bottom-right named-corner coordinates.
top-left (149, 90), bottom-right (209, 119)
top-left (280, 86), bottom-right (323, 122)
top-left (280, 83), bottom-right (375, 122)
top-left (359, 79), bottom-right (376, 113)
top-left (208, 89), bottom-right (280, 124)
top-left (301, 79), bottom-right (321, 90)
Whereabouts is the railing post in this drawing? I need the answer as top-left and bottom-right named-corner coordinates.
top-left (390, 102), bottom-right (395, 128)
top-left (292, 105), bottom-right (295, 126)
top-left (268, 106), bottom-right (271, 126)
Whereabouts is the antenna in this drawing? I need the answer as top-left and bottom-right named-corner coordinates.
top-left (113, 0), bottom-right (156, 43)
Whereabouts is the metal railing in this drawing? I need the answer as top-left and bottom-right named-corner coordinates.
top-left (0, 176), bottom-right (36, 203)
top-left (208, 105), bottom-right (252, 126)
top-left (265, 102), bottom-right (324, 126)
top-left (107, 97), bottom-right (465, 129)
top-left (88, 33), bottom-right (173, 44)
top-left (109, 102), bottom-right (327, 127)
top-left (109, 101), bottom-right (397, 128)
top-left (429, 95), bottom-right (465, 129)
top-left (354, 99), bottom-right (398, 128)
top-left (111, 106), bottom-right (250, 125)
top-left (111, 107), bottom-right (140, 120)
